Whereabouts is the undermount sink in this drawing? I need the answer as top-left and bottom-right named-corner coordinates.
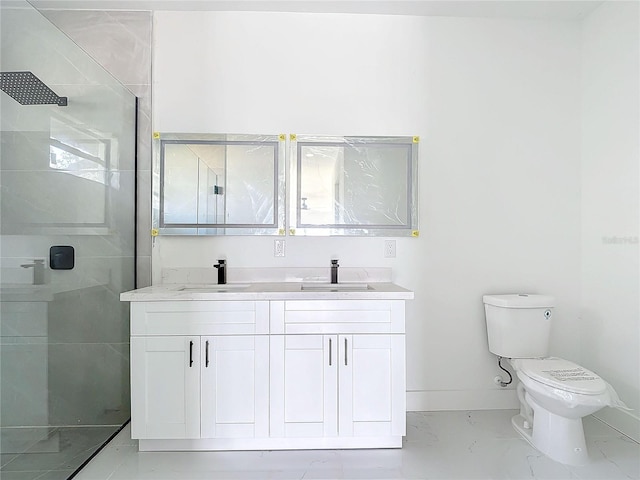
top-left (179, 284), bottom-right (251, 292)
top-left (301, 283), bottom-right (372, 292)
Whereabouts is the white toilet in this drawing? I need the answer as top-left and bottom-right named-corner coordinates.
top-left (483, 294), bottom-right (627, 466)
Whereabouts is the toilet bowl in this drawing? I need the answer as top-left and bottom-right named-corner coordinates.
top-left (483, 294), bottom-right (628, 466)
top-left (508, 357), bottom-right (622, 466)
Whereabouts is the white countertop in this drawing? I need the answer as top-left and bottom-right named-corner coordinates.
top-left (120, 282), bottom-right (414, 302)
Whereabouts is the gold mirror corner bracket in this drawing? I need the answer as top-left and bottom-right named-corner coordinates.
top-left (412, 136), bottom-right (420, 143)
top-left (278, 228), bottom-right (286, 236)
top-left (290, 133), bottom-right (297, 141)
top-left (153, 132), bottom-right (160, 139)
top-left (289, 228), bottom-right (296, 236)
top-left (411, 230), bottom-right (420, 237)
top-left (278, 133), bottom-right (286, 141)
top-left (151, 228), bottom-right (159, 237)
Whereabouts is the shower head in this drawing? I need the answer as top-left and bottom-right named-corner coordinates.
top-left (0, 71), bottom-right (67, 106)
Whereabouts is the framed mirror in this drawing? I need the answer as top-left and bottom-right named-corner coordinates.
top-left (290, 135), bottom-right (419, 236)
top-left (153, 133), bottom-right (285, 235)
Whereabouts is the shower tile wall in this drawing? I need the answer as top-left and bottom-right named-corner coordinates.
top-left (1, 135), bottom-right (136, 430)
top-left (1, 6), bottom-right (138, 478)
top-left (47, 287), bottom-right (131, 426)
top-left (41, 9), bottom-right (153, 289)
top-left (30, 7), bottom-right (152, 437)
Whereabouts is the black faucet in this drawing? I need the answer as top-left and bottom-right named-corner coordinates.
top-left (214, 259), bottom-right (226, 285)
top-left (330, 259), bottom-right (339, 284)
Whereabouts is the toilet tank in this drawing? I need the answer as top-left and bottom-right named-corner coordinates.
top-left (483, 294), bottom-right (554, 358)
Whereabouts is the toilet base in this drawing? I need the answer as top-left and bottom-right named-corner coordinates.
top-left (511, 410), bottom-right (590, 466)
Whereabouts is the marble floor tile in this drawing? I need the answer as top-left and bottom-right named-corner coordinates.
top-left (73, 410), bottom-right (639, 480)
top-left (0, 426), bottom-right (121, 480)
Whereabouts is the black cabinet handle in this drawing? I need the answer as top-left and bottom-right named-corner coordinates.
top-left (344, 338), bottom-right (348, 366)
top-left (329, 338), bottom-right (332, 366)
top-left (189, 340), bottom-right (194, 367)
top-left (205, 340), bottom-right (210, 367)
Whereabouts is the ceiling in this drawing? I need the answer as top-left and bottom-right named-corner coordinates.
top-left (28, 0), bottom-right (604, 20)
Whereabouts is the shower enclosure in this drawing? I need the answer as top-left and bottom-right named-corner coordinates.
top-left (0, 2), bottom-right (136, 478)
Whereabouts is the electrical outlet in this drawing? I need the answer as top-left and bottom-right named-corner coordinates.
top-left (384, 240), bottom-right (396, 258)
top-left (274, 239), bottom-right (285, 257)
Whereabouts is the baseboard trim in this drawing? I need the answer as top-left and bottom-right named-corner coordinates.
top-left (139, 436), bottom-right (403, 451)
top-left (593, 407), bottom-right (640, 443)
top-left (407, 389), bottom-right (519, 412)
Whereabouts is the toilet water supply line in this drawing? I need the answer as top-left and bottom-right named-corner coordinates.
top-left (494, 356), bottom-right (513, 387)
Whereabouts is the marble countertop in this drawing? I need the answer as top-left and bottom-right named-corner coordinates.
top-left (120, 282), bottom-right (414, 302)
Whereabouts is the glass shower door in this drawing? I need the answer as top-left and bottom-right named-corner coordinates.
top-left (0, 2), bottom-right (136, 478)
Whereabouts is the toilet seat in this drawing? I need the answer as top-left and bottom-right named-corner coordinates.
top-left (517, 357), bottom-right (607, 395)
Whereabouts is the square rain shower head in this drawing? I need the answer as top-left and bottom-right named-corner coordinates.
top-left (0, 71), bottom-right (67, 106)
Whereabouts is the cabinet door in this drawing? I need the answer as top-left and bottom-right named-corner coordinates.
top-left (130, 336), bottom-right (200, 439)
top-left (338, 334), bottom-right (406, 437)
top-left (270, 335), bottom-right (338, 437)
top-left (201, 336), bottom-right (269, 438)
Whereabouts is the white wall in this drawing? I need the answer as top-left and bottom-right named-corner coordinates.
top-left (580, 2), bottom-right (640, 441)
top-left (152, 11), bottom-right (582, 410)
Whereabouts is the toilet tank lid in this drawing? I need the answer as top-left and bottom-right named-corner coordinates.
top-left (483, 294), bottom-right (555, 308)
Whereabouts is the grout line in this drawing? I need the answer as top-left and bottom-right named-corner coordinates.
top-left (592, 415), bottom-right (640, 445)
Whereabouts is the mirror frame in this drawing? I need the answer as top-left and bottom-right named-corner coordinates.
top-left (289, 134), bottom-right (419, 237)
top-left (152, 133), bottom-right (286, 236)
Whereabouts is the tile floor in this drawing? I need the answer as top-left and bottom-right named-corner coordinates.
top-left (69, 410), bottom-right (639, 480)
top-left (0, 426), bottom-right (121, 480)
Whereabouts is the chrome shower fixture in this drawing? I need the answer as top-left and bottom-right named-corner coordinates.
top-left (0, 71), bottom-right (67, 106)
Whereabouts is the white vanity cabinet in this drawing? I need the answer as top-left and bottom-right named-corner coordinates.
top-left (270, 334), bottom-right (404, 442)
top-left (129, 301), bottom-right (270, 443)
top-left (124, 286), bottom-right (411, 451)
top-left (269, 300), bottom-right (406, 448)
top-left (269, 334), bottom-right (338, 437)
top-left (200, 335), bottom-right (269, 439)
top-left (130, 335), bottom-right (201, 439)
